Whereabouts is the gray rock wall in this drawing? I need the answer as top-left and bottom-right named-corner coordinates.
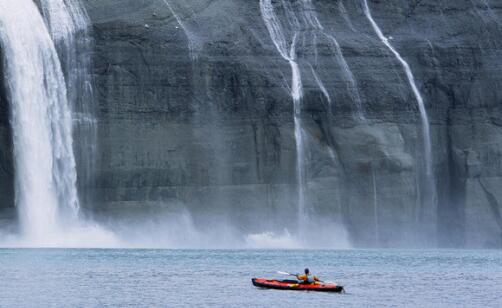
top-left (0, 46), bottom-right (14, 211)
top-left (1, 0), bottom-right (502, 247)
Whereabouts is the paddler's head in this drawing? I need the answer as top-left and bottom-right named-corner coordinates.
top-left (304, 268), bottom-right (309, 274)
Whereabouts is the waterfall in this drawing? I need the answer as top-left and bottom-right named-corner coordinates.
top-left (301, 0), bottom-right (364, 118)
top-left (39, 0), bottom-right (97, 207)
top-left (338, 1), bottom-right (357, 33)
top-left (0, 0), bottom-right (117, 247)
top-left (0, 0), bottom-right (78, 239)
top-left (260, 0), bottom-right (361, 241)
top-left (259, 0), bottom-right (307, 231)
top-left (309, 63), bottom-right (331, 103)
top-left (162, 0), bottom-right (200, 59)
top-left (477, 0), bottom-right (501, 25)
top-left (363, 0), bottom-right (436, 232)
top-left (372, 165), bottom-right (379, 244)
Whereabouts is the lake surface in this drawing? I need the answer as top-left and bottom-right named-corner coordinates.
top-left (0, 249), bottom-right (501, 307)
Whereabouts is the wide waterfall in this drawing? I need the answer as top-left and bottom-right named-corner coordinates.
top-left (0, 0), bottom-right (115, 247)
top-left (363, 0), bottom-right (437, 234)
top-left (40, 0), bottom-right (97, 207)
top-left (0, 0), bottom-right (78, 240)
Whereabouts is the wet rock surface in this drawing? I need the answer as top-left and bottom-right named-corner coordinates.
top-left (1, 0), bottom-right (502, 247)
top-left (0, 48), bottom-right (14, 211)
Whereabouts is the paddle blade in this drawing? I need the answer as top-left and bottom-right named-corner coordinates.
top-left (276, 271), bottom-right (293, 276)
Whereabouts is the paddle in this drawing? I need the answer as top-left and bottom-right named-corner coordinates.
top-left (277, 271), bottom-right (337, 284)
top-left (276, 271), bottom-right (298, 276)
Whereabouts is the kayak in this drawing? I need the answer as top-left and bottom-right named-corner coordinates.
top-left (252, 278), bottom-right (344, 293)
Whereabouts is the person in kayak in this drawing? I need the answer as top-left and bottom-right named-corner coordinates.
top-left (296, 268), bottom-right (320, 285)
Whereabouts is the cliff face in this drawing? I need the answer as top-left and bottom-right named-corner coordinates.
top-left (364, 0), bottom-right (502, 248)
top-left (1, 0), bottom-right (502, 247)
top-left (0, 47), bottom-right (14, 212)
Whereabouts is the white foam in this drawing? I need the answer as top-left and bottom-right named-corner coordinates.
top-left (1, 222), bottom-right (121, 248)
top-left (245, 230), bottom-right (302, 249)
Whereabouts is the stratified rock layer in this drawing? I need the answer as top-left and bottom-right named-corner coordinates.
top-left (0, 46), bottom-right (14, 212)
top-left (1, 0), bottom-right (502, 247)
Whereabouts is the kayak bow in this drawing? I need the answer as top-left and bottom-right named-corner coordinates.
top-left (252, 278), bottom-right (344, 293)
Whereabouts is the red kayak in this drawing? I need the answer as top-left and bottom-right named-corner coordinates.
top-left (252, 278), bottom-right (344, 293)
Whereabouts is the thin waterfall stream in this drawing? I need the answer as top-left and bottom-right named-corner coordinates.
top-left (363, 0), bottom-right (437, 233)
top-left (259, 0), bottom-right (362, 243)
top-left (40, 0), bottom-right (97, 207)
top-left (372, 164), bottom-right (379, 244)
top-left (259, 0), bottom-right (307, 236)
top-left (302, 0), bottom-right (365, 119)
top-left (162, 0), bottom-right (200, 59)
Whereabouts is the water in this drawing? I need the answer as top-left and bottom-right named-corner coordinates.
top-left (260, 0), bottom-right (307, 232)
top-left (260, 0), bottom-right (365, 240)
top-left (0, 0), bottom-right (78, 238)
top-left (163, 0), bottom-right (200, 59)
top-left (363, 0), bottom-right (437, 235)
top-left (308, 63), bottom-right (331, 103)
top-left (474, 0), bottom-right (500, 25)
top-left (0, 249), bottom-right (500, 307)
top-left (302, 0), bottom-right (364, 118)
top-left (372, 165), bottom-right (379, 244)
top-left (0, 0), bottom-right (115, 247)
top-left (338, 1), bottom-right (357, 33)
top-left (40, 0), bottom-right (97, 205)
